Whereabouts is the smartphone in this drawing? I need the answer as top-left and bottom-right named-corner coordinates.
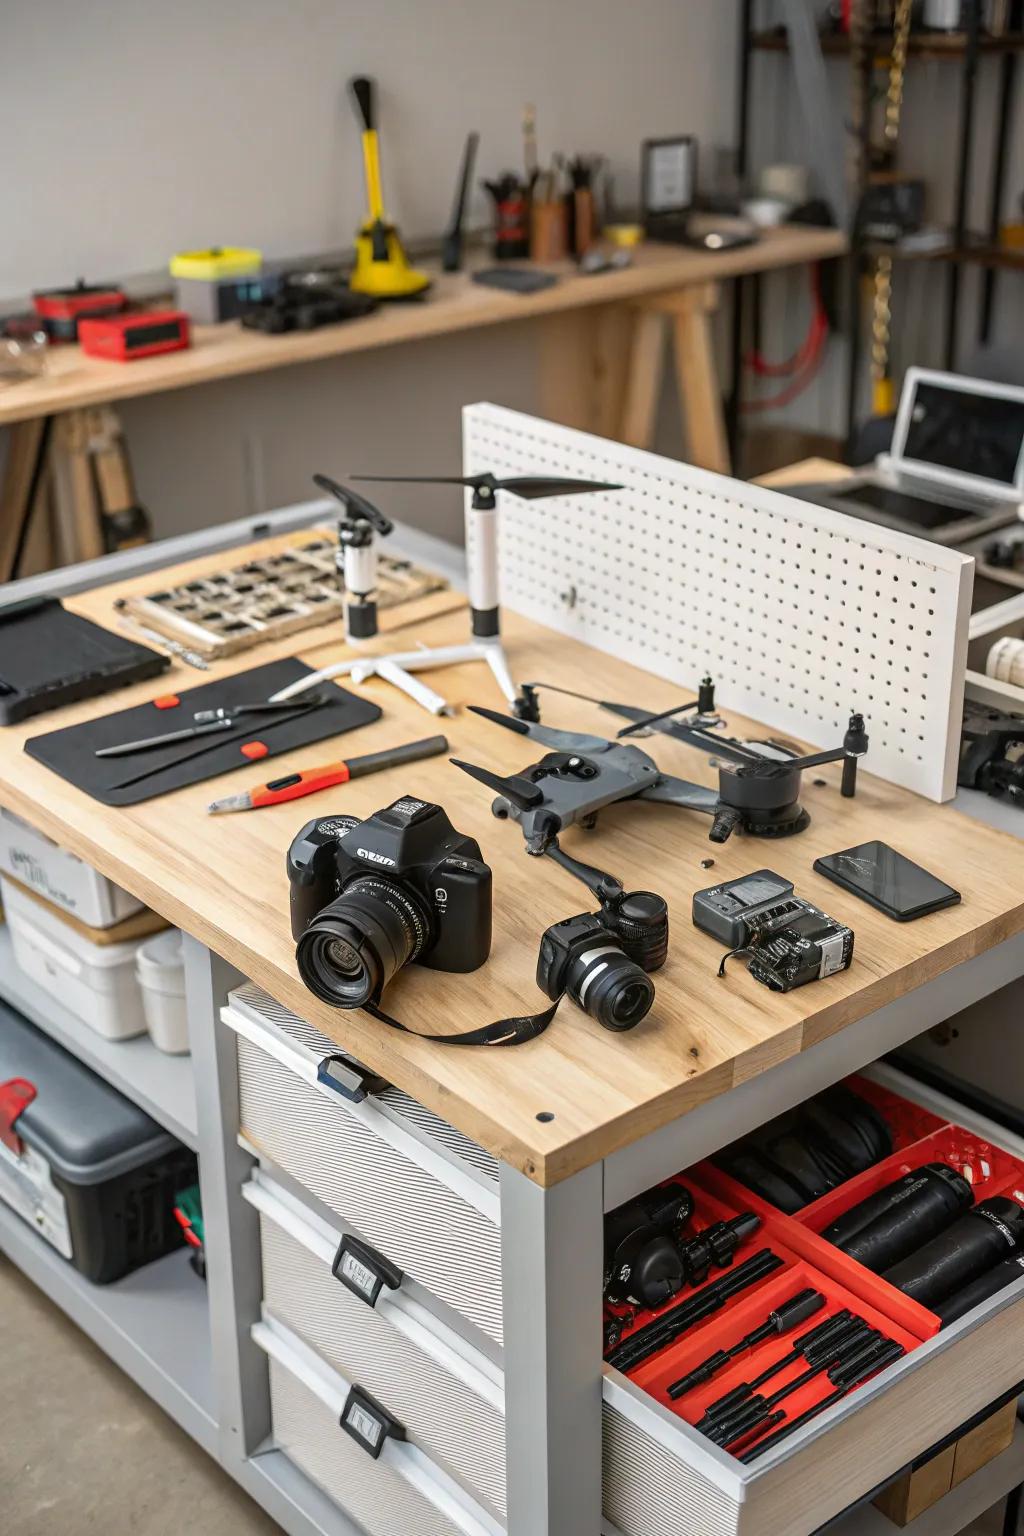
top-left (813, 841), bottom-right (961, 922)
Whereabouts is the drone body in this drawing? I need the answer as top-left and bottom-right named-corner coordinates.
top-left (453, 691), bottom-right (868, 895)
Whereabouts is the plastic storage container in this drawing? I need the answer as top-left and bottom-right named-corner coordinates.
top-left (137, 929), bottom-right (188, 1054)
top-left (0, 806), bottom-right (143, 927)
top-left (0, 998), bottom-right (196, 1281)
top-left (2, 875), bottom-right (147, 1040)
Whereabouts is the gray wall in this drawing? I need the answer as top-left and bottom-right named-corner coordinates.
top-left (3, 0), bottom-right (738, 545)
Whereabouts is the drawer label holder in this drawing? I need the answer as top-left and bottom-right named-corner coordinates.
top-left (332, 1233), bottom-right (404, 1309)
top-left (317, 1053), bottom-right (391, 1103)
top-left (340, 1383), bottom-right (406, 1460)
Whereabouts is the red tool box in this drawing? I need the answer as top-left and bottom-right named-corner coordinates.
top-left (78, 310), bottom-right (191, 362)
top-left (32, 281), bottom-right (126, 341)
top-left (606, 1072), bottom-right (1024, 1461)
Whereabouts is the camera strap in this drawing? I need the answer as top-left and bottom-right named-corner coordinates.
top-left (363, 993), bottom-right (564, 1047)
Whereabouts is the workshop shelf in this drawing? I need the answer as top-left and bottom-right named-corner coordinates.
top-left (0, 925), bottom-right (198, 1149)
top-left (0, 1197), bottom-right (215, 1453)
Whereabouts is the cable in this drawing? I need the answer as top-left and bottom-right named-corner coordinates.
top-left (740, 265), bottom-right (830, 413)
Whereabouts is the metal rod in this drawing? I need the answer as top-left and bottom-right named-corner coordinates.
top-left (979, 51), bottom-right (1018, 346)
top-left (945, 0), bottom-right (981, 369)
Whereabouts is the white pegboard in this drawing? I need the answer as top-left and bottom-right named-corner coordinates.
top-left (462, 404), bottom-right (974, 802)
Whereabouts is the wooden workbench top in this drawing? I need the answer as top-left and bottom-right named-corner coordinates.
top-left (0, 226), bottom-right (846, 427)
top-left (1, 528), bottom-right (1018, 1187)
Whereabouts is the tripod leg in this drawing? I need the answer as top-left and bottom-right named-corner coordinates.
top-left (375, 658), bottom-right (454, 716)
top-left (480, 643), bottom-right (520, 706)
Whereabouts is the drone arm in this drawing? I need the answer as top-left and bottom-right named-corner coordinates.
top-left (637, 775), bottom-right (720, 813)
top-left (544, 841), bottom-right (623, 902)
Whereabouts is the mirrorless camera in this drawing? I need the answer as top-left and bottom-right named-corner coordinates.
top-left (536, 889), bottom-right (668, 1031)
top-left (287, 796), bottom-right (492, 1008)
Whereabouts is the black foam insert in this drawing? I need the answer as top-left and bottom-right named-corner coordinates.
top-left (25, 657), bottom-right (381, 806)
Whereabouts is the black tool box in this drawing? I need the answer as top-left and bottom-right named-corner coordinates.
top-left (0, 998), bottom-right (196, 1282)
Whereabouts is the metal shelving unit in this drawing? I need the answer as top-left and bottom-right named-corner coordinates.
top-left (738, 2), bottom-right (1023, 450)
top-left (0, 1199), bottom-right (216, 1451)
top-left (0, 926), bottom-right (197, 1148)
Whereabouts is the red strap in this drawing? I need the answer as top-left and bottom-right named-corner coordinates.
top-left (0, 1078), bottom-right (37, 1154)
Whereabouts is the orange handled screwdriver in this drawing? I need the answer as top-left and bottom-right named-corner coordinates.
top-left (205, 734), bottom-right (448, 814)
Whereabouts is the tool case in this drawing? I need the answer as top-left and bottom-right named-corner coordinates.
top-left (0, 998), bottom-right (196, 1281)
top-left (0, 806), bottom-right (144, 926)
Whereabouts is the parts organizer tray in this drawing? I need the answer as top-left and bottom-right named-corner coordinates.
top-left (117, 530), bottom-right (449, 658)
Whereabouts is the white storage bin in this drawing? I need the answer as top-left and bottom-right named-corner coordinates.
top-left (0, 807), bottom-right (143, 927)
top-left (1, 875), bottom-right (146, 1041)
top-left (222, 983), bottom-right (503, 1346)
top-left (137, 929), bottom-right (188, 1054)
top-left (253, 1314), bottom-right (503, 1536)
top-left (601, 1063), bottom-right (1024, 1536)
top-left (244, 1168), bottom-right (507, 1522)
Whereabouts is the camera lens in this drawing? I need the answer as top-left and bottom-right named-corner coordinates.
top-left (295, 873), bottom-right (432, 1008)
top-left (568, 941), bottom-right (654, 1031)
top-left (608, 891), bottom-right (669, 972)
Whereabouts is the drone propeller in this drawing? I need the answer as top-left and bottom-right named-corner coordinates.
top-left (449, 758), bottom-right (543, 813)
top-left (468, 703), bottom-right (614, 755)
top-left (352, 472), bottom-right (622, 504)
top-left (313, 474), bottom-right (394, 535)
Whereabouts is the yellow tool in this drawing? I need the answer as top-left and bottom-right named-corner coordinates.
top-left (348, 77), bottom-right (430, 301)
top-left (169, 247), bottom-right (262, 280)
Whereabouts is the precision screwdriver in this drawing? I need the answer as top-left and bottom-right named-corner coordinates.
top-left (737, 1339), bottom-right (906, 1464)
top-left (699, 1309), bottom-right (856, 1428)
top-left (206, 735), bottom-right (449, 813)
top-left (668, 1288), bottom-right (824, 1400)
top-left (711, 1325), bottom-right (879, 1447)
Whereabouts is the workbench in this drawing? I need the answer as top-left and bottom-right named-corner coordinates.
top-left (1, 514), bottom-right (1023, 1536)
top-left (0, 227), bottom-right (846, 582)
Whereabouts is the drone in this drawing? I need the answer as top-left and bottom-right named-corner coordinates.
top-left (452, 680), bottom-right (868, 897)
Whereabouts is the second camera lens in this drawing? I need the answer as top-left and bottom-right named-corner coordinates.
top-left (568, 942), bottom-right (654, 1031)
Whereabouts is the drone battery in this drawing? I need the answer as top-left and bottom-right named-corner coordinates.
top-left (78, 311), bottom-right (191, 362)
top-left (692, 870), bottom-right (796, 948)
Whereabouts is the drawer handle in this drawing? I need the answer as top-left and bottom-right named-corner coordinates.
top-left (316, 1054), bottom-right (391, 1103)
top-left (332, 1233), bottom-right (404, 1308)
top-left (340, 1383), bottom-right (406, 1460)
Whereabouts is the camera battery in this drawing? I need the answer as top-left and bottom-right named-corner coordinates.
top-left (692, 870), bottom-right (795, 947)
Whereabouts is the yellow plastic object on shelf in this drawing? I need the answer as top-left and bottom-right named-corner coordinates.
top-left (348, 77), bottom-right (430, 300)
top-left (169, 247), bottom-right (262, 281)
top-left (605, 223), bottom-right (645, 249)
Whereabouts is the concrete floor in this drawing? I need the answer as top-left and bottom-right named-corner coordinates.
top-left (0, 1248), bottom-right (1013, 1536)
top-left (0, 1253), bottom-right (277, 1536)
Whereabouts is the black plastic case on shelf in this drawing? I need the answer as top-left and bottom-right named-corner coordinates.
top-left (0, 998), bottom-right (196, 1282)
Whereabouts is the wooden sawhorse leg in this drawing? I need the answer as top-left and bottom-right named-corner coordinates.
top-left (620, 282), bottom-right (731, 474)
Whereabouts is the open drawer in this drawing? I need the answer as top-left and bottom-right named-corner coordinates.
top-left (222, 982), bottom-right (503, 1346)
top-left (601, 1064), bottom-right (1024, 1536)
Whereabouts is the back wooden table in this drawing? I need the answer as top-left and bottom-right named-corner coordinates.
top-left (1, 530), bottom-right (1021, 1535)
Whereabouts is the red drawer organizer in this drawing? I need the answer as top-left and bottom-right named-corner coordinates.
top-left (607, 1074), bottom-right (1024, 1458)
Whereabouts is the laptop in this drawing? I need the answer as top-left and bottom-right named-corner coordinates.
top-left (790, 368), bottom-right (1024, 546)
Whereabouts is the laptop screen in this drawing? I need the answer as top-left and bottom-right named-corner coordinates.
top-left (903, 380), bottom-right (1024, 489)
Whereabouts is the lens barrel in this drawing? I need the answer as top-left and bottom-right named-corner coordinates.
top-left (821, 1163), bottom-right (974, 1273)
top-left (567, 940), bottom-right (655, 1031)
top-left (607, 891), bottom-right (669, 973)
top-left (295, 873), bottom-right (432, 1008)
top-left (883, 1196), bottom-right (1024, 1308)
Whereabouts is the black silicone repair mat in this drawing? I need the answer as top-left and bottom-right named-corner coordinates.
top-left (25, 658), bottom-right (381, 807)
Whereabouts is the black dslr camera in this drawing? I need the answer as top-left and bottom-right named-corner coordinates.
top-left (537, 889), bottom-right (668, 1031)
top-left (287, 796), bottom-right (492, 1008)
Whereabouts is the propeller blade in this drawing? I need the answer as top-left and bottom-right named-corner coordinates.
top-left (494, 475), bottom-right (622, 499)
top-left (449, 759), bottom-right (542, 812)
top-left (466, 704), bottom-right (530, 735)
top-left (312, 475), bottom-right (393, 535)
top-left (600, 700), bottom-right (761, 765)
top-left (468, 704), bottom-right (611, 755)
top-left (615, 700), bottom-right (700, 737)
top-left (352, 473), bottom-right (495, 491)
top-left (352, 473), bottom-right (621, 501)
